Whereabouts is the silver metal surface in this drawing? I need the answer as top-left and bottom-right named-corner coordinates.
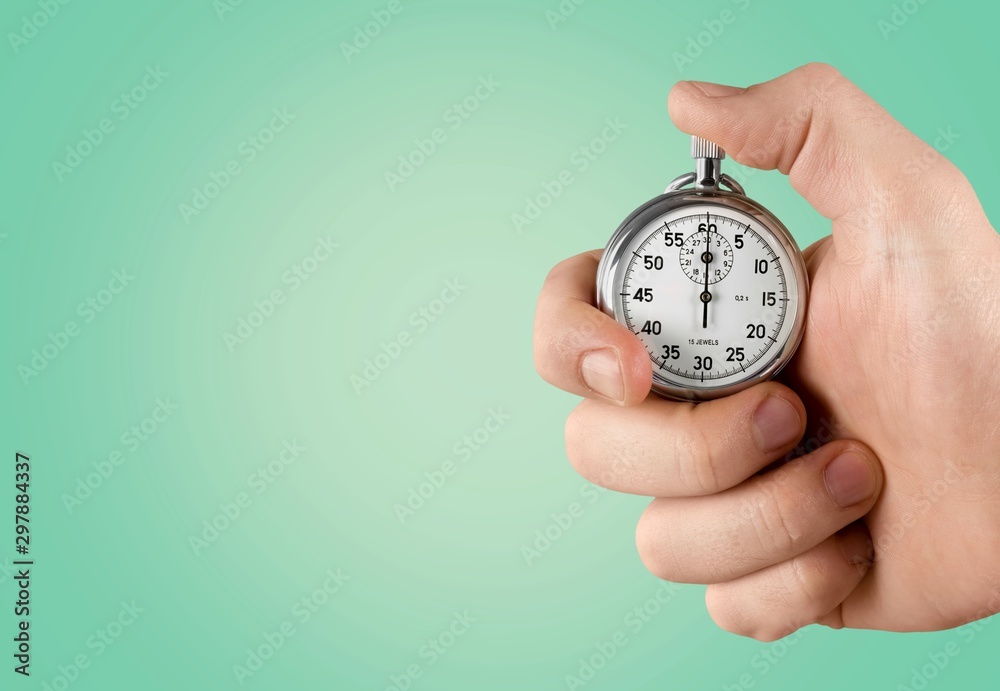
top-left (720, 174), bottom-right (745, 195)
top-left (690, 136), bottom-right (724, 160)
top-left (666, 172), bottom-right (697, 192)
top-left (690, 136), bottom-right (728, 191)
top-left (596, 144), bottom-right (809, 401)
top-left (695, 157), bottom-right (722, 190)
top-left (666, 172), bottom-right (745, 195)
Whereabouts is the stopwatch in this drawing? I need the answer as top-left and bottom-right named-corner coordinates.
top-left (596, 136), bottom-right (809, 401)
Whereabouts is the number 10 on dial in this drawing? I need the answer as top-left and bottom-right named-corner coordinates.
top-left (596, 136), bottom-right (808, 401)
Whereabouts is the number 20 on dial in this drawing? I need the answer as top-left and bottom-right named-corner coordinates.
top-left (596, 136), bottom-right (809, 401)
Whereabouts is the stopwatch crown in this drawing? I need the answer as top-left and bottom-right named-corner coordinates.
top-left (691, 136), bottom-right (725, 160)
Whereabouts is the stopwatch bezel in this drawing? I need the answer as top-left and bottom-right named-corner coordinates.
top-left (596, 189), bottom-right (809, 402)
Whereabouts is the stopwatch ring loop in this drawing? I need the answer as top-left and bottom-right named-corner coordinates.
top-left (665, 172), bottom-right (745, 196)
top-left (665, 172), bottom-right (696, 192)
top-left (719, 174), bottom-right (745, 195)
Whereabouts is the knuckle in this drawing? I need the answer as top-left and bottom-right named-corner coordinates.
top-left (704, 586), bottom-right (748, 636)
top-left (680, 413), bottom-right (722, 495)
top-left (565, 403), bottom-right (632, 488)
top-left (542, 256), bottom-right (574, 287)
top-left (923, 163), bottom-right (977, 217)
top-left (532, 320), bottom-right (583, 386)
top-left (799, 63), bottom-right (852, 107)
top-left (533, 260), bottom-right (585, 380)
top-left (635, 505), bottom-right (677, 581)
top-left (543, 253), bottom-right (593, 293)
top-left (798, 61), bottom-right (843, 84)
top-left (784, 550), bottom-right (829, 615)
top-left (532, 326), bottom-right (558, 382)
top-left (790, 63), bottom-right (850, 114)
top-left (745, 475), bottom-right (800, 559)
top-left (564, 405), bottom-right (594, 477)
top-left (801, 64), bottom-right (856, 121)
top-left (706, 586), bottom-right (796, 642)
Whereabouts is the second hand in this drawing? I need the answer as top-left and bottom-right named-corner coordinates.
top-left (701, 214), bottom-right (712, 328)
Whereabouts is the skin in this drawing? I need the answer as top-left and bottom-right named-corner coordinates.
top-left (533, 63), bottom-right (1000, 640)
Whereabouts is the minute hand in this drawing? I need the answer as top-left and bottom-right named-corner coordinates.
top-left (702, 233), bottom-right (710, 328)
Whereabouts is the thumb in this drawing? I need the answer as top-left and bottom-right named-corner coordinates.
top-left (667, 63), bottom-right (974, 256)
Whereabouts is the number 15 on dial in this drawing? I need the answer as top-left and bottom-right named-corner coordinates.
top-left (596, 136), bottom-right (808, 401)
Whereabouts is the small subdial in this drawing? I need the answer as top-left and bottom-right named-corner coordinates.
top-left (679, 231), bottom-right (733, 284)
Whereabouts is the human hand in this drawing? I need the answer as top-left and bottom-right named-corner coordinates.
top-left (533, 63), bottom-right (1000, 640)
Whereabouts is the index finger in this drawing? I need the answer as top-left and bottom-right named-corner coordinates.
top-left (533, 250), bottom-right (652, 405)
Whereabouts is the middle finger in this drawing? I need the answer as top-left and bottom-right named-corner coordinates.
top-left (635, 439), bottom-right (883, 584)
top-left (565, 381), bottom-right (805, 497)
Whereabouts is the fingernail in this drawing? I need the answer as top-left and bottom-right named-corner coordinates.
top-left (824, 452), bottom-right (877, 507)
top-left (581, 349), bottom-right (624, 403)
top-left (752, 396), bottom-right (801, 453)
top-left (685, 81), bottom-right (746, 98)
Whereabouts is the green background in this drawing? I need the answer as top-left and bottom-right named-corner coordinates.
top-left (2, 0), bottom-right (998, 689)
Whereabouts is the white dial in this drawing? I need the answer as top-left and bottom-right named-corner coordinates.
top-left (596, 136), bottom-right (807, 400)
top-left (604, 202), bottom-right (804, 398)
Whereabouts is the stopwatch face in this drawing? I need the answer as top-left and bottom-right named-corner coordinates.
top-left (597, 192), bottom-right (808, 401)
